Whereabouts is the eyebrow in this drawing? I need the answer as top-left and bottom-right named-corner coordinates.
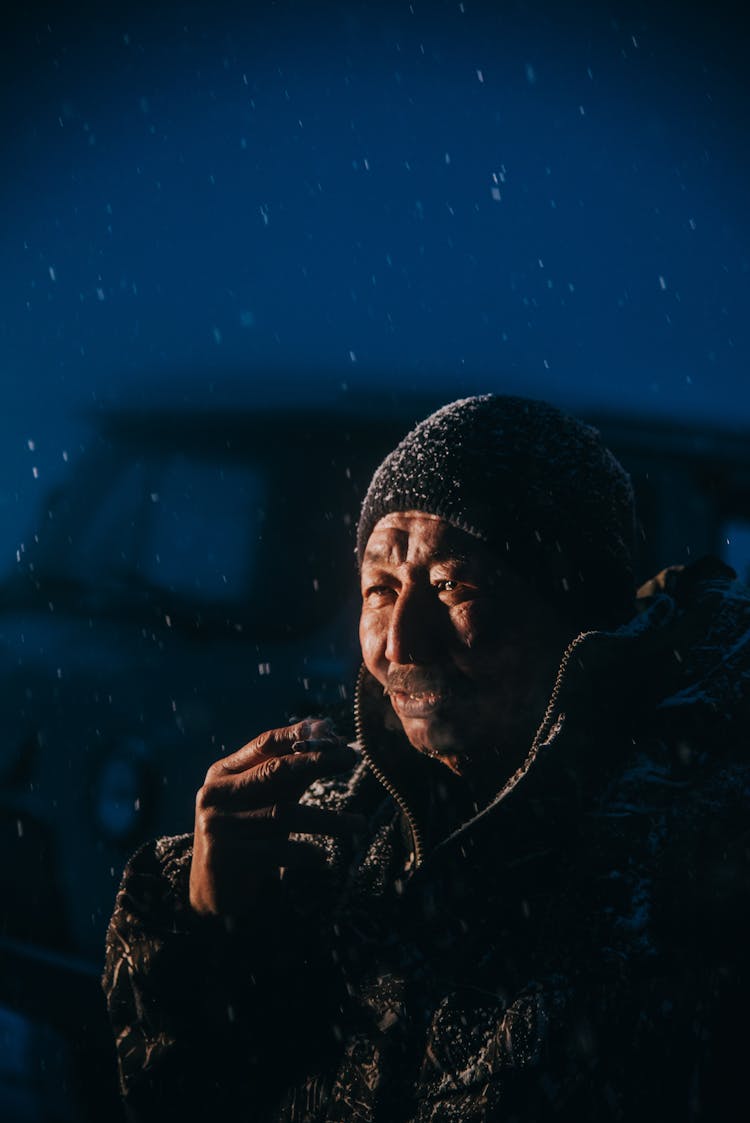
top-left (361, 546), bottom-right (471, 567)
top-left (430, 550), bottom-right (470, 567)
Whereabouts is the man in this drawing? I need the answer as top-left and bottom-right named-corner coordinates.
top-left (104, 395), bottom-right (749, 1122)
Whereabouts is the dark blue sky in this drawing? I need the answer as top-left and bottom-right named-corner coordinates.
top-left (1, 0), bottom-right (748, 555)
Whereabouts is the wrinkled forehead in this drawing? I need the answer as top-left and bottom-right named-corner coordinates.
top-left (362, 511), bottom-right (496, 572)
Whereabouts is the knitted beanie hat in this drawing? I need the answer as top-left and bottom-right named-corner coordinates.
top-left (357, 394), bottom-right (636, 629)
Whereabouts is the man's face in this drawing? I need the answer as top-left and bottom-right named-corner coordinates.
top-left (359, 512), bottom-right (574, 778)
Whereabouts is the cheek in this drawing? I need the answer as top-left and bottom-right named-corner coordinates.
top-left (451, 603), bottom-right (530, 680)
top-left (359, 610), bottom-right (387, 679)
top-left (451, 601), bottom-right (499, 650)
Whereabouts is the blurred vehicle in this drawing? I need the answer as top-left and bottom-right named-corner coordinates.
top-left (0, 389), bottom-right (443, 1120)
top-left (0, 387), bottom-right (748, 1120)
top-left (0, 393), bottom-right (443, 960)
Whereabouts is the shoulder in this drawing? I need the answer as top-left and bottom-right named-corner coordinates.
top-left (107, 833), bottom-right (195, 941)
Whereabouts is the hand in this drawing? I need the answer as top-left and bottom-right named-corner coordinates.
top-left (189, 717), bottom-right (360, 918)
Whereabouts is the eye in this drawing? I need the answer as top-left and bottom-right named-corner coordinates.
top-left (433, 579), bottom-right (459, 593)
top-left (364, 584), bottom-right (395, 601)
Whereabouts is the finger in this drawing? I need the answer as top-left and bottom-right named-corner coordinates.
top-left (205, 746), bottom-right (358, 810)
top-left (206, 805), bottom-right (367, 839)
top-left (306, 716), bottom-right (341, 740)
top-left (219, 718), bottom-right (314, 774)
top-left (291, 715), bottom-right (346, 752)
top-left (291, 737), bottom-right (347, 754)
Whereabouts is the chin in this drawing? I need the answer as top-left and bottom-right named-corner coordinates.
top-left (405, 733), bottom-right (469, 778)
top-left (402, 716), bottom-right (462, 760)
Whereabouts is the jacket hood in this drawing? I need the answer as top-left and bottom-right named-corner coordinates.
top-left (353, 555), bottom-right (750, 867)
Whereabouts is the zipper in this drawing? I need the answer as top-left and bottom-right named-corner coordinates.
top-left (352, 664), bottom-right (427, 870)
top-left (484, 630), bottom-right (601, 810)
top-left (351, 631), bottom-right (601, 871)
top-left (530, 630), bottom-right (600, 753)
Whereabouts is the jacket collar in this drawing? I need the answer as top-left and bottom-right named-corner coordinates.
top-left (352, 556), bottom-right (750, 870)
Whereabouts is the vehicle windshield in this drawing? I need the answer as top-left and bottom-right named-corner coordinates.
top-left (141, 456), bottom-right (262, 604)
top-left (18, 422), bottom-right (356, 641)
top-left (32, 448), bottom-right (266, 612)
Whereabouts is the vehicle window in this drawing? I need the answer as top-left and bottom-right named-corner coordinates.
top-left (56, 460), bottom-right (150, 584)
top-left (139, 455), bottom-right (265, 604)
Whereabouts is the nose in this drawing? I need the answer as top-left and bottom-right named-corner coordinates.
top-left (385, 584), bottom-right (442, 666)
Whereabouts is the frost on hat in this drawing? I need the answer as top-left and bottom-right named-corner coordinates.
top-left (357, 394), bottom-right (636, 628)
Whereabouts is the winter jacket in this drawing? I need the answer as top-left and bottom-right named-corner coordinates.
top-left (103, 557), bottom-right (750, 1122)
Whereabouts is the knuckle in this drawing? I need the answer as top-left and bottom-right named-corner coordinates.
top-left (253, 729), bottom-right (272, 752)
top-left (195, 782), bottom-right (221, 817)
top-left (256, 755), bottom-right (283, 782)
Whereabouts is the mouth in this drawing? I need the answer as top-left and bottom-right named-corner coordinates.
top-left (389, 690), bottom-right (450, 719)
